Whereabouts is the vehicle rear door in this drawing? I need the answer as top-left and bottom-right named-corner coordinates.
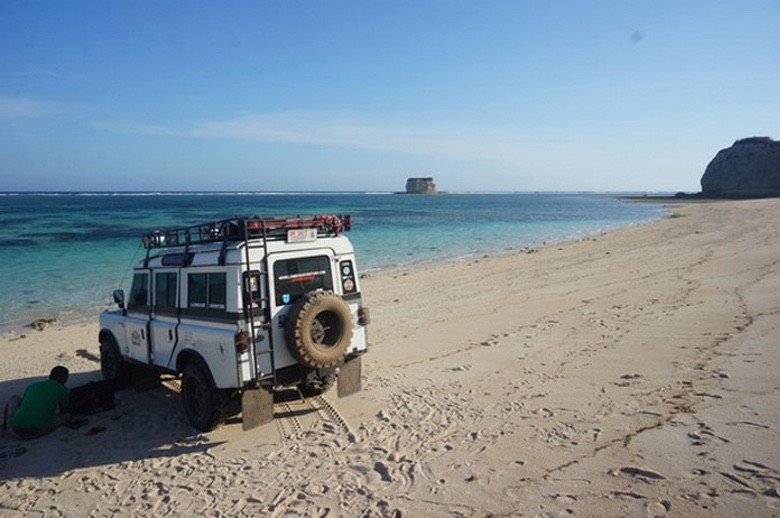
top-left (268, 251), bottom-right (336, 367)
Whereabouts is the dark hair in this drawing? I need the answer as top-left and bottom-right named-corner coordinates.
top-left (49, 365), bottom-right (69, 384)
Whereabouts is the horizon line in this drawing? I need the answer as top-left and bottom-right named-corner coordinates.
top-left (0, 189), bottom-right (682, 196)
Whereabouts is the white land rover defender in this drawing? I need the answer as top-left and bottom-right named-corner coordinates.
top-left (99, 214), bottom-right (369, 432)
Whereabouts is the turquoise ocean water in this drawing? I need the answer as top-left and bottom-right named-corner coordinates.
top-left (0, 192), bottom-right (666, 331)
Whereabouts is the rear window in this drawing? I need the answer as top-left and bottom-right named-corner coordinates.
top-left (274, 256), bottom-right (333, 305)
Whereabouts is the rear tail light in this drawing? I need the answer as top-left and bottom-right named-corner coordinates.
top-left (358, 307), bottom-right (370, 326)
top-left (235, 331), bottom-right (250, 355)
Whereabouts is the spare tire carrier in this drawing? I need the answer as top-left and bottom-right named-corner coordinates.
top-left (285, 291), bottom-right (353, 368)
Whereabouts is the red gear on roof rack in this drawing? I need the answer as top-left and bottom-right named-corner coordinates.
top-left (141, 214), bottom-right (352, 250)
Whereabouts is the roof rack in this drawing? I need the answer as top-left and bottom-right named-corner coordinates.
top-left (141, 214), bottom-right (352, 250)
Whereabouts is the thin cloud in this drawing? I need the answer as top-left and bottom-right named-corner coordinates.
top-left (6, 69), bottom-right (67, 79)
top-left (92, 121), bottom-right (183, 137)
top-left (0, 96), bottom-right (61, 119)
top-left (95, 110), bottom-right (573, 166)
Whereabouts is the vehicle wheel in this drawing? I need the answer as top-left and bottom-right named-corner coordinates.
top-left (299, 369), bottom-right (337, 397)
top-left (181, 361), bottom-right (226, 432)
top-left (100, 334), bottom-right (131, 388)
top-left (286, 291), bottom-right (353, 369)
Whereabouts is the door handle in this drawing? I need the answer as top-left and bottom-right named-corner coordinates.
top-left (168, 329), bottom-right (173, 341)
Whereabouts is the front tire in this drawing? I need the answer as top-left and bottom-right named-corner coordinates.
top-left (181, 361), bottom-right (225, 432)
top-left (100, 333), bottom-right (131, 388)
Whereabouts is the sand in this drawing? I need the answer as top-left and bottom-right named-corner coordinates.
top-left (1, 198), bottom-right (779, 517)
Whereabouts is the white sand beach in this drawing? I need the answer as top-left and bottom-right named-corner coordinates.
top-left (2, 198), bottom-right (779, 517)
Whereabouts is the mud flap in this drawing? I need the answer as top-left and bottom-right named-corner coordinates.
top-left (241, 385), bottom-right (274, 431)
top-left (337, 355), bottom-right (362, 398)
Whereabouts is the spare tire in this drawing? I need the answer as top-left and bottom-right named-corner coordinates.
top-left (285, 291), bottom-right (353, 368)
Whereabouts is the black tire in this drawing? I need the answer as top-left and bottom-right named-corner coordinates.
top-left (181, 361), bottom-right (226, 432)
top-left (100, 333), bottom-right (131, 389)
top-left (285, 291), bottom-right (353, 369)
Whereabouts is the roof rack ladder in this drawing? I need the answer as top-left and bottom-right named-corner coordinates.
top-left (260, 218), bottom-right (276, 385)
top-left (241, 219), bottom-right (276, 387)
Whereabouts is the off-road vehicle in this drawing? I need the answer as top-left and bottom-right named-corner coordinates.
top-left (99, 214), bottom-right (369, 431)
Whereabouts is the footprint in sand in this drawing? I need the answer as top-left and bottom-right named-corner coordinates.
top-left (647, 500), bottom-right (672, 516)
top-left (614, 466), bottom-right (666, 482)
top-left (614, 373), bottom-right (642, 387)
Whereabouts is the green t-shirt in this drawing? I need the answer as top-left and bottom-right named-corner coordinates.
top-left (11, 379), bottom-right (69, 431)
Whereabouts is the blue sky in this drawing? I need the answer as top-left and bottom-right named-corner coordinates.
top-left (1, 1), bottom-right (778, 192)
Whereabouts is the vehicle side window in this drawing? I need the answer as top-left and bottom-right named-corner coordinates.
top-left (188, 273), bottom-right (207, 307)
top-left (188, 272), bottom-right (226, 309)
top-left (155, 272), bottom-right (178, 310)
top-left (209, 273), bottom-right (226, 308)
top-left (274, 255), bottom-right (333, 306)
top-left (128, 273), bottom-right (149, 310)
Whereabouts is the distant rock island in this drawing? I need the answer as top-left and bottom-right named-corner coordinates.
top-left (699, 137), bottom-right (780, 198)
top-left (404, 177), bottom-right (437, 195)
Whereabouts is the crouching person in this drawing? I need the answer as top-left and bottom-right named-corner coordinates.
top-left (4, 366), bottom-right (71, 439)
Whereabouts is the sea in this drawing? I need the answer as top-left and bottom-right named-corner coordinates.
top-left (0, 192), bottom-right (667, 332)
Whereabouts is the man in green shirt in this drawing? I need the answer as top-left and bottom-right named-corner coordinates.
top-left (5, 366), bottom-right (70, 439)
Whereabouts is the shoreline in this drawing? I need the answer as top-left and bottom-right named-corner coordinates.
top-left (1, 209), bottom-right (670, 337)
top-left (2, 198), bottom-right (779, 516)
top-left (0, 192), bottom-right (665, 333)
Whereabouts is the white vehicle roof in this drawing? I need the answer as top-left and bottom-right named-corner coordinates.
top-left (138, 214), bottom-right (356, 269)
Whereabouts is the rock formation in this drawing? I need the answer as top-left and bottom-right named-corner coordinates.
top-left (405, 177), bottom-right (437, 195)
top-left (701, 137), bottom-right (780, 198)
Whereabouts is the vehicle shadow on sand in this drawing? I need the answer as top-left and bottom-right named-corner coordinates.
top-left (0, 369), bottom-right (226, 481)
